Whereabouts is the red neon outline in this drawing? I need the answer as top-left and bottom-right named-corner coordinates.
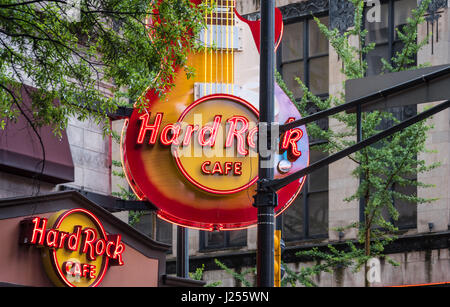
top-left (160, 123), bottom-right (181, 146)
top-left (225, 115), bottom-right (250, 156)
top-left (105, 240), bottom-right (115, 259)
top-left (281, 129), bottom-right (303, 157)
top-left (201, 161), bottom-right (211, 174)
top-left (182, 124), bottom-right (199, 146)
top-left (65, 226), bottom-right (81, 252)
top-left (281, 118), bottom-right (303, 160)
top-left (108, 234), bottom-right (125, 266)
top-left (94, 239), bottom-right (106, 257)
top-left (30, 217), bottom-right (47, 245)
top-left (177, 94), bottom-right (259, 121)
top-left (50, 208), bottom-right (110, 288)
top-left (82, 264), bottom-right (90, 279)
top-left (63, 261), bottom-right (73, 276)
top-left (223, 162), bottom-right (233, 175)
top-left (174, 151), bottom-right (259, 195)
top-left (201, 161), bottom-right (244, 176)
top-left (173, 94), bottom-right (259, 195)
top-left (156, 211), bottom-right (215, 232)
top-left (57, 231), bottom-right (69, 249)
top-left (45, 229), bottom-right (59, 248)
top-left (198, 115), bottom-right (222, 147)
top-left (234, 162), bottom-right (242, 176)
top-left (211, 161), bottom-right (224, 175)
top-left (89, 265), bottom-right (96, 280)
top-left (81, 227), bottom-right (97, 261)
top-left (247, 126), bottom-right (258, 149)
top-left (137, 112), bottom-right (163, 144)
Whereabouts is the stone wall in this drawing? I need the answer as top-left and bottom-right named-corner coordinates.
top-left (416, 1), bottom-right (450, 234)
top-left (63, 116), bottom-right (111, 195)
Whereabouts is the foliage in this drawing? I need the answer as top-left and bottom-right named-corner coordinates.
top-left (189, 264), bottom-right (222, 287)
top-left (213, 259), bottom-right (256, 287)
top-left (0, 0), bottom-right (208, 135)
top-left (278, 0), bottom-right (439, 286)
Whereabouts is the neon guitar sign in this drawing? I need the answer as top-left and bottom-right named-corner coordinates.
top-left (121, 1), bottom-right (309, 231)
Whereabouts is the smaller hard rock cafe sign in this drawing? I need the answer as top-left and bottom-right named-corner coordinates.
top-left (19, 208), bottom-right (125, 287)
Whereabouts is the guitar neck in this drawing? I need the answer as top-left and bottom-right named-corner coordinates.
top-left (206, 0), bottom-right (235, 26)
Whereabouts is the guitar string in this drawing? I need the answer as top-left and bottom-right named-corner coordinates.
top-left (204, 0), bottom-right (207, 97)
top-left (215, 0), bottom-right (218, 95)
top-left (231, 0), bottom-right (234, 95)
top-left (220, 0), bottom-right (223, 93)
top-left (209, 0), bottom-right (213, 95)
top-left (226, 0), bottom-right (229, 94)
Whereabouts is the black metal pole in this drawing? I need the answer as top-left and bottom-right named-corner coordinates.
top-left (176, 226), bottom-right (189, 278)
top-left (254, 0), bottom-right (276, 287)
top-left (357, 104), bottom-right (365, 225)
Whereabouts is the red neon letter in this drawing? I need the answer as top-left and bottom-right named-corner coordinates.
top-left (201, 161), bottom-right (211, 174)
top-left (211, 161), bottom-right (224, 175)
top-left (182, 125), bottom-right (199, 146)
top-left (58, 231), bottom-right (69, 249)
top-left (198, 115), bottom-right (222, 147)
top-left (247, 126), bottom-right (258, 149)
top-left (108, 234), bottom-right (125, 266)
top-left (65, 226), bottom-right (82, 252)
top-left (95, 239), bottom-right (106, 256)
top-left (160, 124), bottom-right (181, 146)
top-left (137, 112), bottom-right (163, 144)
top-left (89, 265), bottom-right (96, 279)
top-left (82, 264), bottom-right (90, 278)
top-left (223, 162), bottom-right (233, 175)
top-left (64, 261), bottom-right (73, 276)
top-left (45, 229), bottom-right (59, 248)
top-left (30, 217), bottom-right (48, 245)
top-left (81, 228), bottom-right (97, 261)
top-left (281, 118), bottom-right (303, 160)
top-left (73, 262), bottom-right (82, 277)
top-left (225, 116), bottom-right (249, 156)
top-left (234, 162), bottom-right (242, 175)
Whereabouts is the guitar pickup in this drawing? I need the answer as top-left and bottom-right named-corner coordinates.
top-left (194, 83), bottom-right (243, 100)
top-left (198, 25), bottom-right (243, 51)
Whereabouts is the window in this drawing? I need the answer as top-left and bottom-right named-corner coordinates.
top-left (132, 212), bottom-right (173, 247)
top-left (364, 0), bottom-right (418, 229)
top-left (279, 16), bottom-right (329, 98)
top-left (282, 147), bottom-right (329, 241)
top-left (365, 0), bottom-right (417, 75)
top-left (200, 230), bottom-right (247, 251)
top-left (377, 106), bottom-right (418, 230)
top-left (277, 14), bottom-right (330, 241)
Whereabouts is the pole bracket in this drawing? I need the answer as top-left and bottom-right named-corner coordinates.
top-left (253, 178), bottom-right (278, 208)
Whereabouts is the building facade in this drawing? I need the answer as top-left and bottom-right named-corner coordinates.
top-left (161, 0), bottom-right (450, 287)
top-left (0, 0), bottom-right (448, 287)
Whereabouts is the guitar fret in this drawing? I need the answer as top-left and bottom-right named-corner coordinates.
top-left (215, 0), bottom-right (235, 7)
top-left (205, 0), bottom-right (235, 25)
top-left (206, 13), bottom-right (235, 25)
